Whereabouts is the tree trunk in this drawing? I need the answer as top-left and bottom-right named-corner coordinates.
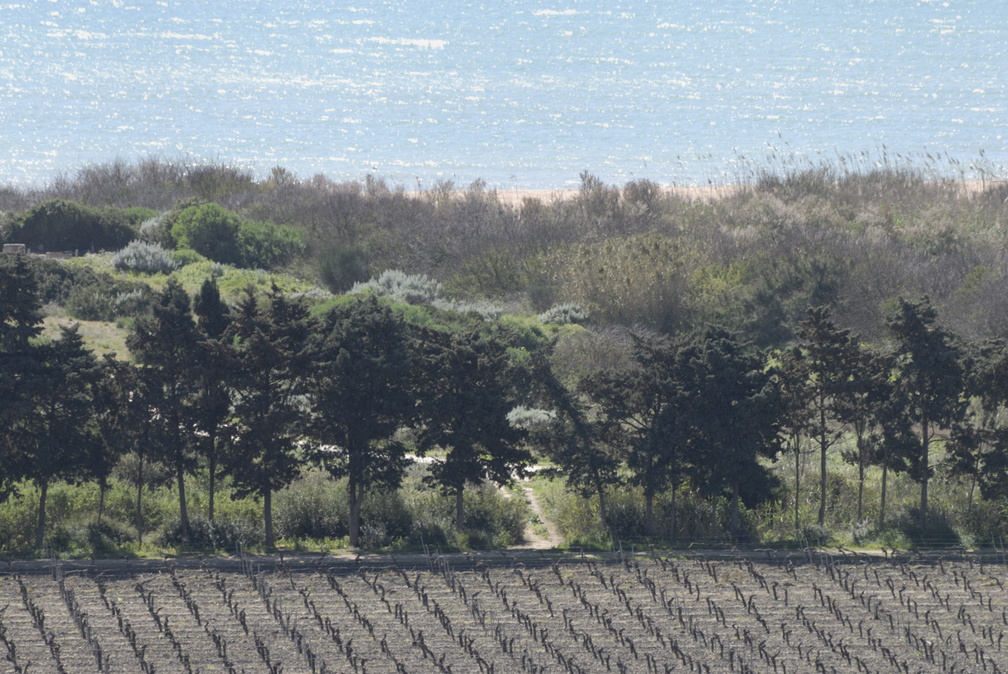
top-left (36, 479), bottom-right (49, 550)
top-left (594, 474), bottom-right (608, 528)
top-left (968, 453), bottom-right (980, 514)
top-left (644, 486), bottom-right (655, 537)
top-left (919, 422), bottom-right (929, 528)
top-left (97, 477), bottom-right (107, 525)
top-left (348, 478), bottom-right (364, 548)
top-left (264, 489), bottom-right (274, 549)
top-left (818, 410), bottom-right (827, 526)
top-left (455, 485), bottom-right (465, 529)
top-left (857, 457), bottom-right (865, 523)
top-left (879, 463), bottom-right (888, 530)
top-left (176, 461), bottom-right (190, 540)
top-left (669, 482), bottom-right (677, 541)
top-left (729, 480), bottom-right (741, 537)
top-left (207, 443), bottom-right (218, 523)
top-left (794, 436), bottom-right (802, 536)
top-left (136, 451), bottom-right (145, 545)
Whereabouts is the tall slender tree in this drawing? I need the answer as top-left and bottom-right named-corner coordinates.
top-left (0, 256), bottom-right (44, 501)
top-left (192, 276), bottom-right (233, 523)
top-left (309, 296), bottom-right (414, 548)
top-left (414, 328), bottom-right (530, 528)
top-left (22, 325), bottom-right (98, 548)
top-left (774, 346), bottom-right (813, 536)
top-left (797, 305), bottom-right (856, 526)
top-left (579, 334), bottom-right (687, 536)
top-left (679, 327), bottom-right (783, 536)
top-left (88, 355), bottom-right (140, 525)
top-left (226, 283), bottom-right (314, 548)
top-left (834, 346), bottom-right (890, 522)
top-left (949, 339), bottom-right (1008, 510)
top-left (128, 278), bottom-right (200, 540)
top-left (886, 297), bottom-right (965, 527)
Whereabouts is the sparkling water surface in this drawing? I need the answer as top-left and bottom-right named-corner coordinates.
top-left (1, 0), bottom-right (1005, 189)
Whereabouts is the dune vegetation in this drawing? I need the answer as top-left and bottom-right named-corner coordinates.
top-left (2, 157), bottom-right (1008, 557)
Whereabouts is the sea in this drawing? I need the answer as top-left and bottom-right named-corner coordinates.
top-left (1, 0), bottom-right (1005, 190)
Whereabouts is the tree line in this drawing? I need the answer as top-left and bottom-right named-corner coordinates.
top-left (3, 253), bottom-right (1008, 551)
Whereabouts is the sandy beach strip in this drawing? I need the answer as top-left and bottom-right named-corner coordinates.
top-left (409, 179), bottom-right (1005, 208)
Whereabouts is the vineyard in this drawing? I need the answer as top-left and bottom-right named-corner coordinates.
top-left (3, 550), bottom-right (1008, 673)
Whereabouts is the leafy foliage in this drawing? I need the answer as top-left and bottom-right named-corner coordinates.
top-left (112, 239), bottom-right (180, 273)
top-left (225, 283), bottom-right (315, 548)
top-left (170, 202), bottom-right (303, 269)
top-left (2, 198), bottom-right (146, 252)
top-left (308, 296), bottom-right (414, 547)
top-left (414, 328), bottom-right (531, 527)
top-left (171, 203), bottom-right (243, 265)
top-left (886, 296), bottom-right (966, 525)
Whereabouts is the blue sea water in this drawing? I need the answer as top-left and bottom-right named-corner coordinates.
top-left (1, 0), bottom-right (1005, 189)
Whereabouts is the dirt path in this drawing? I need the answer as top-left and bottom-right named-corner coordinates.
top-left (512, 481), bottom-right (564, 550)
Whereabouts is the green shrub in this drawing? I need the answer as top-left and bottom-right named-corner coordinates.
top-left (0, 485), bottom-right (37, 552)
top-left (236, 217), bottom-right (303, 269)
top-left (360, 489), bottom-right (413, 548)
top-left (86, 519), bottom-right (135, 553)
top-left (160, 515), bottom-right (263, 551)
top-left (112, 240), bottom-right (180, 273)
top-left (66, 282), bottom-right (155, 321)
top-left (2, 198), bottom-right (142, 252)
top-left (171, 203), bottom-right (243, 265)
top-left (459, 483), bottom-right (527, 548)
top-left (274, 470), bottom-right (348, 540)
top-left (168, 247), bottom-right (207, 267)
top-left (170, 202), bottom-right (303, 269)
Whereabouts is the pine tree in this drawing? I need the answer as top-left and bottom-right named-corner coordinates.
top-left (886, 297), bottom-right (965, 527)
top-left (949, 339), bottom-right (1008, 510)
top-left (226, 283), bottom-right (314, 548)
top-left (309, 296), bottom-right (413, 548)
top-left (22, 325), bottom-right (98, 548)
top-left (679, 327), bottom-right (783, 537)
top-left (529, 345), bottom-right (620, 527)
top-left (797, 305), bottom-right (855, 526)
top-left (192, 276), bottom-right (233, 523)
top-left (774, 346), bottom-right (813, 536)
top-left (0, 256), bottom-right (44, 501)
top-left (579, 334), bottom-right (686, 536)
top-left (128, 278), bottom-right (200, 540)
top-left (414, 328), bottom-right (530, 529)
top-left (89, 355), bottom-right (141, 526)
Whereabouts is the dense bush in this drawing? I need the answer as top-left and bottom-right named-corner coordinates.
top-left (139, 211), bottom-right (174, 248)
top-left (85, 519), bottom-right (136, 553)
top-left (274, 470), bottom-right (348, 540)
top-left (271, 468), bottom-right (527, 550)
top-left (65, 280), bottom-right (155, 321)
top-left (538, 479), bottom-right (747, 548)
top-left (112, 240), bottom-right (180, 273)
top-left (1, 199), bottom-right (150, 252)
top-left (171, 203), bottom-right (243, 264)
top-left (160, 514), bottom-right (263, 551)
top-left (170, 202), bottom-right (303, 269)
top-left (236, 216), bottom-right (303, 269)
